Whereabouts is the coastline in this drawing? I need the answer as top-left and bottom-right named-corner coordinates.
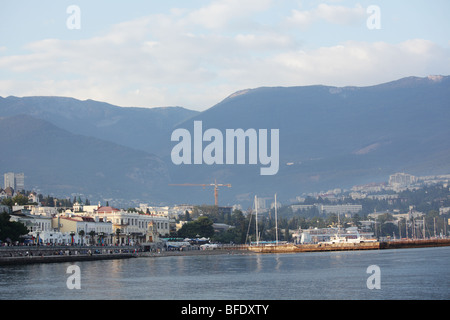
top-left (2, 238), bottom-right (449, 266)
top-left (137, 248), bottom-right (254, 258)
top-left (0, 246), bottom-right (253, 266)
top-left (248, 238), bottom-right (450, 254)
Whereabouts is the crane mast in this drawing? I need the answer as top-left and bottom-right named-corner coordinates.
top-left (169, 180), bottom-right (231, 206)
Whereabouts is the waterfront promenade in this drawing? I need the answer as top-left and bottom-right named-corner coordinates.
top-left (2, 239), bottom-right (449, 265)
top-left (0, 245), bottom-right (138, 266)
top-left (0, 244), bottom-right (252, 265)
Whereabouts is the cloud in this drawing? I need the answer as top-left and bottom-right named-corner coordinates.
top-left (0, 1), bottom-right (449, 110)
top-left (183, 0), bottom-right (272, 29)
top-left (268, 39), bottom-right (450, 86)
top-left (287, 3), bottom-right (366, 28)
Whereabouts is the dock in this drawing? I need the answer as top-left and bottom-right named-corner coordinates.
top-left (247, 238), bottom-right (450, 254)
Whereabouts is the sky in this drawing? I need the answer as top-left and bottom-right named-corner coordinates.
top-left (0, 0), bottom-right (449, 111)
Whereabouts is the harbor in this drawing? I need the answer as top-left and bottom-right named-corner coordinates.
top-left (247, 238), bottom-right (450, 253)
top-left (2, 237), bottom-right (450, 266)
top-left (1, 246), bottom-right (449, 300)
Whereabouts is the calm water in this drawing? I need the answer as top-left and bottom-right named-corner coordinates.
top-left (0, 247), bottom-right (449, 300)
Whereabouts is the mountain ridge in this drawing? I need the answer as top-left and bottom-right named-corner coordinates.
top-left (1, 75), bottom-right (449, 206)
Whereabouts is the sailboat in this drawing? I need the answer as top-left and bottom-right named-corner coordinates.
top-left (249, 194), bottom-right (286, 248)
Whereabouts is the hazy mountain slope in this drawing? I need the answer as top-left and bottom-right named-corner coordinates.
top-left (166, 76), bottom-right (450, 205)
top-left (0, 115), bottom-right (171, 205)
top-left (1, 76), bottom-right (449, 206)
top-left (0, 96), bottom-right (199, 156)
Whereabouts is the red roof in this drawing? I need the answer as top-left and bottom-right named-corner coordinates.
top-left (96, 206), bottom-right (120, 213)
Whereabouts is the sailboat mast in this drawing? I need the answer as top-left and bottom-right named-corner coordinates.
top-left (275, 193), bottom-right (278, 245)
top-left (255, 195), bottom-right (259, 245)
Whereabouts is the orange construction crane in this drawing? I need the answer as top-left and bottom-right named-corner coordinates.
top-left (169, 180), bottom-right (231, 206)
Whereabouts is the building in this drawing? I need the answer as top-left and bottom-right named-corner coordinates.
top-left (15, 173), bottom-right (25, 191)
top-left (389, 172), bottom-right (417, 188)
top-left (0, 204), bottom-right (10, 213)
top-left (291, 204), bottom-right (316, 213)
top-left (3, 172), bottom-right (15, 189)
top-left (319, 204), bottom-right (362, 217)
top-left (9, 211), bottom-right (52, 233)
top-left (52, 215), bottom-right (113, 245)
top-left (83, 206), bottom-right (172, 245)
top-left (292, 203), bottom-right (362, 216)
top-left (3, 172), bottom-right (25, 191)
top-left (293, 226), bottom-right (375, 244)
top-left (30, 206), bottom-right (59, 217)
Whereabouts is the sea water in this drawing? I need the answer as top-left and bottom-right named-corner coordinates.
top-left (0, 247), bottom-right (448, 300)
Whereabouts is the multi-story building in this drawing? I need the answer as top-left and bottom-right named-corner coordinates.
top-left (52, 215), bottom-right (113, 245)
top-left (9, 211), bottom-right (52, 233)
top-left (3, 172), bottom-right (25, 191)
top-left (389, 172), bottom-right (417, 187)
top-left (319, 204), bottom-right (362, 217)
top-left (85, 206), bottom-right (171, 244)
top-left (15, 173), bottom-right (25, 191)
top-left (3, 172), bottom-right (15, 189)
top-left (291, 204), bottom-right (362, 217)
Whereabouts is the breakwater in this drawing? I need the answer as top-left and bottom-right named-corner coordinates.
top-left (247, 238), bottom-right (450, 254)
top-left (248, 241), bottom-right (380, 253)
top-left (2, 239), bottom-right (449, 265)
top-left (380, 238), bottom-right (450, 249)
top-left (0, 245), bottom-right (137, 266)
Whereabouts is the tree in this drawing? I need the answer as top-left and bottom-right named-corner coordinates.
top-left (284, 227), bottom-right (290, 242)
top-left (380, 222), bottom-right (399, 238)
top-left (184, 210), bottom-right (191, 221)
top-left (0, 212), bottom-right (29, 242)
top-left (78, 230), bottom-right (85, 245)
top-left (1, 194), bottom-right (29, 208)
top-left (89, 230), bottom-right (96, 245)
top-left (177, 216), bottom-right (214, 238)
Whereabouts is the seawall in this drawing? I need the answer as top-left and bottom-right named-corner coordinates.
top-left (0, 245), bottom-right (137, 266)
top-left (247, 238), bottom-right (450, 254)
top-left (0, 253), bottom-right (135, 266)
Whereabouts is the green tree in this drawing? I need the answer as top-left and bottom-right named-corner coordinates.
top-left (177, 216), bottom-right (215, 238)
top-left (184, 210), bottom-right (191, 221)
top-left (0, 212), bottom-right (29, 242)
top-left (78, 230), bottom-right (85, 245)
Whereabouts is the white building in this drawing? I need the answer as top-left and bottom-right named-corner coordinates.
top-left (9, 211), bottom-right (52, 233)
top-left (31, 206), bottom-right (59, 217)
top-left (53, 215), bottom-right (113, 245)
top-left (89, 206), bottom-right (171, 244)
top-left (389, 172), bottom-right (417, 188)
top-left (319, 204), bottom-right (362, 217)
top-left (3, 172), bottom-right (24, 191)
top-left (4, 172), bottom-right (15, 189)
top-left (293, 227), bottom-right (375, 244)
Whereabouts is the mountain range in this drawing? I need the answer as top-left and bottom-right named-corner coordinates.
top-left (1, 75), bottom-right (449, 207)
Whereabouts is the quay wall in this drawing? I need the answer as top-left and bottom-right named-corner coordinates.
top-left (248, 238), bottom-right (450, 254)
top-left (248, 242), bottom-right (380, 253)
top-left (380, 238), bottom-right (450, 249)
top-left (0, 253), bottom-right (135, 266)
top-left (0, 245), bottom-right (137, 266)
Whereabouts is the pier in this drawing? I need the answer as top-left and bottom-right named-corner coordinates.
top-left (247, 238), bottom-right (450, 254)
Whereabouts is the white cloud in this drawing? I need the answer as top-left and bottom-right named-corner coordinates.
top-left (268, 39), bottom-right (450, 87)
top-left (183, 0), bottom-right (272, 29)
top-left (0, 1), bottom-right (449, 111)
top-left (287, 3), bottom-right (366, 28)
